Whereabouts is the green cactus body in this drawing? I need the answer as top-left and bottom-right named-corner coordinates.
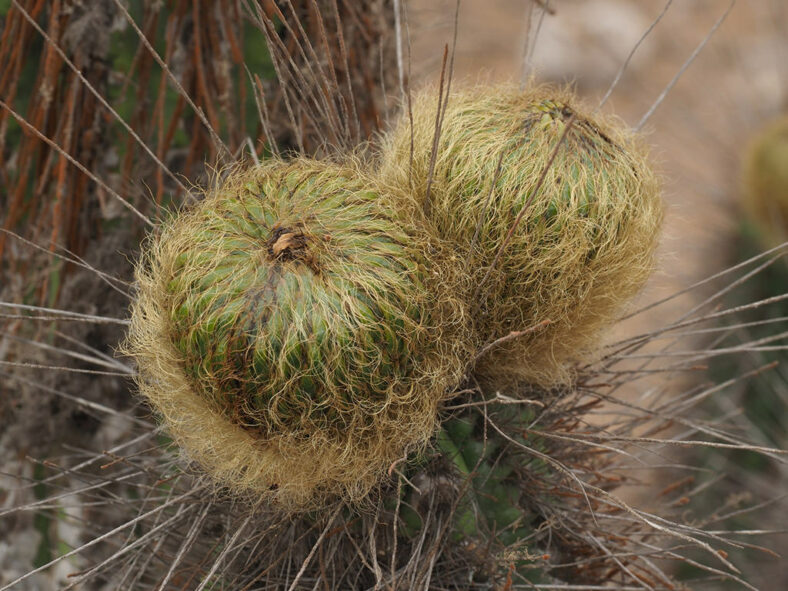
top-left (165, 171), bottom-right (424, 433)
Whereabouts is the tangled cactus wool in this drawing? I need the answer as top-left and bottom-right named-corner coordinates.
top-left (742, 115), bottom-right (788, 246)
top-left (380, 85), bottom-right (663, 387)
top-left (125, 159), bottom-right (468, 509)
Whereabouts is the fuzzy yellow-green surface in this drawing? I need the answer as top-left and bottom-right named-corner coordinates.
top-left (124, 158), bottom-right (470, 509)
top-left (742, 114), bottom-right (788, 246)
top-left (380, 84), bottom-right (663, 387)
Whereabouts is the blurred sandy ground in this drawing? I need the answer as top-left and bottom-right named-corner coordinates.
top-left (405, 0), bottom-right (787, 325)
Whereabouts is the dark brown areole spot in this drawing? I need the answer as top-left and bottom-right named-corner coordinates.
top-left (266, 224), bottom-right (322, 275)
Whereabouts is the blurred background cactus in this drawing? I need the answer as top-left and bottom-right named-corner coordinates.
top-left (742, 114), bottom-right (788, 247)
top-left (1, 1), bottom-right (787, 590)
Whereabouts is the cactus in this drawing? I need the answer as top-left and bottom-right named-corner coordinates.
top-left (380, 85), bottom-right (663, 387)
top-left (124, 158), bottom-right (470, 510)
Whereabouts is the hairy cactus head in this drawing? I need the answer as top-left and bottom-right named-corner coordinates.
top-left (125, 158), bottom-right (469, 509)
top-left (380, 84), bottom-right (663, 387)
